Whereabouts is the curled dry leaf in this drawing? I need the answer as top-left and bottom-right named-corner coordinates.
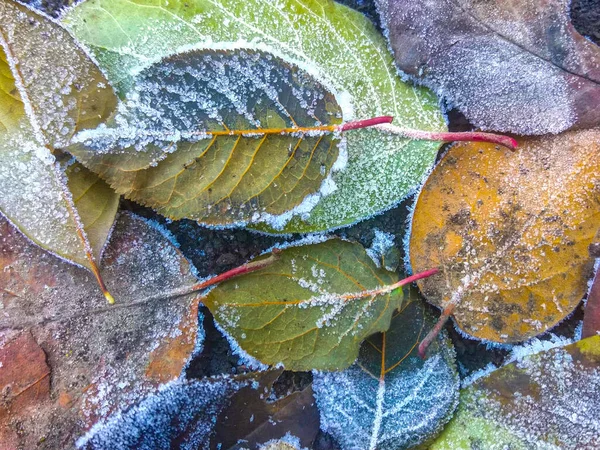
top-left (203, 239), bottom-right (404, 371)
top-left (313, 297), bottom-right (459, 450)
top-left (0, 213), bottom-right (203, 448)
top-left (431, 335), bottom-right (600, 449)
top-left (212, 370), bottom-right (319, 450)
top-left (62, 0), bottom-right (447, 233)
top-left (0, 0), bottom-right (119, 298)
top-left (376, 0), bottom-right (600, 135)
top-left (410, 129), bottom-right (600, 343)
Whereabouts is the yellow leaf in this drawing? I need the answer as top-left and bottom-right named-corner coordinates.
top-left (410, 129), bottom-right (600, 342)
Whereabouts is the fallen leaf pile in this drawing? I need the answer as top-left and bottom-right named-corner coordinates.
top-left (0, 0), bottom-right (598, 448)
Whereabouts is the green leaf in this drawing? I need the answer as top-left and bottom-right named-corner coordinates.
top-left (65, 162), bottom-right (120, 260)
top-left (61, 0), bottom-right (446, 233)
top-left (313, 296), bottom-right (459, 450)
top-left (431, 336), bottom-right (600, 449)
top-left (0, 0), bottom-right (118, 286)
top-left (68, 48), bottom-right (342, 225)
top-left (203, 239), bottom-right (404, 371)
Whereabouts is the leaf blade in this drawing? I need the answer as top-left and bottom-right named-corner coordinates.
top-left (62, 0), bottom-right (446, 232)
top-left (0, 0), bottom-right (119, 286)
top-left (203, 239), bottom-right (404, 371)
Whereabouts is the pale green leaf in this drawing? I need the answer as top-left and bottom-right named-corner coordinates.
top-left (0, 0), bottom-right (118, 273)
top-left (62, 0), bottom-right (446, 233)
top-left (203, 239), bottom-right (404, 371)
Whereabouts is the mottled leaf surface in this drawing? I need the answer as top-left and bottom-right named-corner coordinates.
top-left (70, 48), bottom-right (341, 226)
top-left (377, 0), bottom-right (600, 134)
top-left (203, 239), bottom-right (404, 371)
top-left (62, 0), bottom-right (446, 233)
top-left (0, 213), bottom-right (203, 448)
top-left (431, 336), bottom-right (600, 449)
top-left (0, 0), bottom-right (118, 270)
top-left (313, 297), bottom-right (459, 450)
top-left (410, 130), bottom-right (600, 343)
top-left (78, 376), bottom-right (243, 450)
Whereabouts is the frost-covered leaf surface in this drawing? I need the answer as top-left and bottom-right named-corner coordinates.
top-left (0, 213), bottom-right (203, 448)
top-left (313, 297), bottom-right (459, 450)
top-left (212, 370), bottom-right (319, 449)
top-left (0, 0), bottom-right (118, 271)
top-left (77, 376), bottom-right (243, 450)
top-left (62, 0), bottom-right (446, 233)
top-left (376, 0), bottom-right (600, 135)
top-left (410, 130), bottom-right (600, 343)
top-left (69, 48), bottom-right (342, 227)
top-left (203, 239), bottom-right (404, 371)
top-left (431, 335), bottom-right (600, 449)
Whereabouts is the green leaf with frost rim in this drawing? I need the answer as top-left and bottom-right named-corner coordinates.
top-left (203, 239), bottom-right (404, 371)
top-left (313, 297), bottom-right (459, 450)
top-left (431, 335), bottom-right (600, 449)
top-left (61, 0), bottom-right (446, 233)
top-left (68, 48), bottom-right (342, 225)
top-left (0, 0), bottom-right (118, 270)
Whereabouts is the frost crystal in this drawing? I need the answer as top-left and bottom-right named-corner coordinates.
top-left (77, 377), bottom-right (244, 450)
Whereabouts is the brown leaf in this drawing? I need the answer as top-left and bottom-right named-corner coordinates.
top-left (583, 267), bottom-right (600, 339)
top-left (0, 331), bottom-right (50, 411)
top-left (410, 129), bottom-right (600, 343)
top-left (212, 370), bottom-right (319, 450)
top-left (377, 0), bottom-right (600, 134)
top-left (0, 213), bottom-right (202, 448)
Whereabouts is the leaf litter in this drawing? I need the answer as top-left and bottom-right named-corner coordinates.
top-left (62, 0), bottom-right (447, 233)
top-left (431, 336), bottom-right (600, 449)
top-left (0, 213), bottom-right (203, 448)
top-left (376, 0), bottom-right (600, 135)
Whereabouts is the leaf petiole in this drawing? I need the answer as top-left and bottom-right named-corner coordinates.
top-left (374, 123), bottom-right (518, 151)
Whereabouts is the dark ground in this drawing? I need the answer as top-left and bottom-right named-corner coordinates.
top-left (28, 0), bottom-right (599, 448)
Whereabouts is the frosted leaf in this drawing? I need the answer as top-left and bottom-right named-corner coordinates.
top-left (410, 130), bottom-right (600, 343)
top-left (376, 0), bottom-right (600, 135)
top-left (203, 239), bottom-right (405, 371)
top-left (62, 0), bottom-right (446, 233)
top-left (77, 376), bottom-right (243, 450)
top-left (313, 298), bottom-right (459, 450)
top-left (69, 48), bottom-right (342, 227)
top-left (0, 0), bottom-right (118, 275)
top-left (431, 335), bottom-right (600, 449)
top-left (0, 213), bottom-right (203, 448)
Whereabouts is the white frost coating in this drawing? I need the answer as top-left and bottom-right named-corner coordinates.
top-left (259, 432), bottom-right (307, 450)
top-left (212, 320), bottom-right (269, 371)
top-left (129, 39), bottom-right (356, 122)
top-left (505, 334), bottom-right (574, 366)
top-left (76, 376), bottom-right (244, 450)
top-left (463, 341), bottom-right (600, 449)
top-left (73, 47), bottom-right (349, 230)
top-left (366, 228), bottom-right (396, 268)
top-left (0, 32), bottom-right (48, 147)
top-left (63, 0), bottom-right (446, 232)
top-left (313, 352), bottom-right (458, 450)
